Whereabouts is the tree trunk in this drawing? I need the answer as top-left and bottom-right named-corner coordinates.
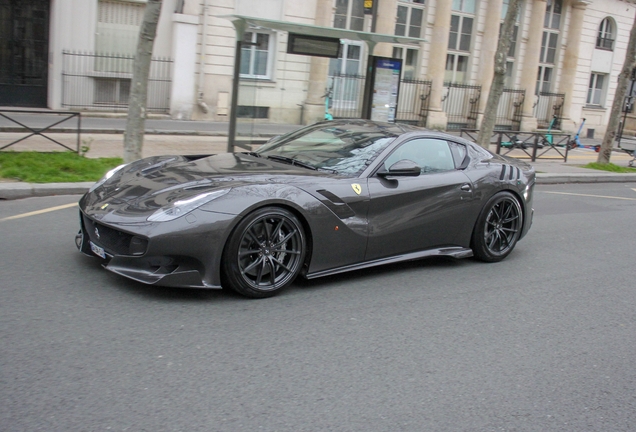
top-left (123, 0), bottom-right (163, 164)
top-left (597, 12), bottom-right (636, 164)
top-left (477, 0), bottom-right (523, 149)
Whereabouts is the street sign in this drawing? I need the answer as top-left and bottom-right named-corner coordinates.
top-left (287, 34), bottom-right (341, 59)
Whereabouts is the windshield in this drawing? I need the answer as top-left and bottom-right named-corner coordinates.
top-left (256, 121), bottom-right (404, 177)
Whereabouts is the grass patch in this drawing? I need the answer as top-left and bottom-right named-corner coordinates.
top-left (583, 162), bottom-right (636, 174)
top-left (0, 152), bottom-right (123, 183)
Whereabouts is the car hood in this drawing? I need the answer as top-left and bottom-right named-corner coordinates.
top-left (81, 153), bottom-right (335, 221)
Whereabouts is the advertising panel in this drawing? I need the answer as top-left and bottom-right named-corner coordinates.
top-left (370, 57), bottom-right (402, 123)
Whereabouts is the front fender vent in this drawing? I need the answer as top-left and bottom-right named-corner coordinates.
top-left (499, 165), bottom-right (521, 182)
top-left (499, 165), bottom-right (507, 181)
top-left (316, 189), bottom-right (355, 219)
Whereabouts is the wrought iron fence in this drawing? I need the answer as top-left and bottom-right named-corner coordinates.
top-left (327, 74), bottom-right (432, 125)
top-left (460, 129), bottom-right (570, 162)
top-left (396, 78), bottom-right (432, 126)
top-left (328, 73), bottom-right (366, 119)
top-left (534, 91), bottom-right (564, 129)
top-left (442, 83), bottom-right (481, 131)
top-left (61, 51), bottom-right (173, 113)
top-left (495, 88), bottom-right (525, 131)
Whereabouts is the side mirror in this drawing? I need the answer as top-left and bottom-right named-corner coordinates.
top-left (377, 159), bottom-right (421, 177)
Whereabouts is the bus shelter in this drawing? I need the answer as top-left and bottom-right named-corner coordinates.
top-left (220, 15), bottom-right (425, 152)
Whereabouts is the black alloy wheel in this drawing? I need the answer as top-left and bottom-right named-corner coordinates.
top-left (222, 207), bottom-right (306, 298)
top-left (471, 192), bottom-right (523, 262)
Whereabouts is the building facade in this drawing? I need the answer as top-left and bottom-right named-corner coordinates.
top-left (1, 0), bottom-right (635, 136)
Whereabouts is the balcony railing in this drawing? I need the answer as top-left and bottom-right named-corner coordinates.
top-left (596, 37), bottom-right (614, 51)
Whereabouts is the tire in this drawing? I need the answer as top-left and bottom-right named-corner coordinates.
top-left (471, 192), bottom-right (523, 262)
top-left (222, 207), bottom-right (306, 298)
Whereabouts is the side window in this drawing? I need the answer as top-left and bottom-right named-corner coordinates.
top-left (384, 139), bottom-right (456, 173)
top-left (448, 141), bottom-right (468, 168)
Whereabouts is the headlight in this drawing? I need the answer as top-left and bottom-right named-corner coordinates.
top-left (89, 164), bottom-right (128, 192)
top-left (147, 189), bottom-right (230, 222)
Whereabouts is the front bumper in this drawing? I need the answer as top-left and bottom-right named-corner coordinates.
top-left (76, 209), bottom-right (235, 289)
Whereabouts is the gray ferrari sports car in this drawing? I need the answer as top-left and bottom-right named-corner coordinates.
top-left (76, 119), bottom-right (534, 298)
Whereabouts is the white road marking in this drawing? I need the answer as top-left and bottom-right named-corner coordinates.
top-left (542, 191), bottom-right (636, 201)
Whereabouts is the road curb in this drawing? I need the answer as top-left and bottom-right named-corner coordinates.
top-left (0, 182), bottom-right (93, 200)
top-left (535, 173), bottom-right (636, 184)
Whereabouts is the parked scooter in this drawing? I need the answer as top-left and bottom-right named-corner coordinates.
top-left (536, 115), bottom-right (557, 148)
top-left (500, 134), bottom-right (526, 149)
top-left (323, 88), bottom-right (333, 121)
top-left (568, 118), bottom-right (600, 152)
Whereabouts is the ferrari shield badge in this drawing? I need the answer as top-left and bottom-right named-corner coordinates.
top-left (351, 183), bottom-right (362, 195)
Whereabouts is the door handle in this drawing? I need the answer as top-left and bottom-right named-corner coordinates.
top-left (460, 183), bottom-right (472, 192)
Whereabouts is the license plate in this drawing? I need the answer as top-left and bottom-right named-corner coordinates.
top-left (90, 241), bottom-right (106, 259)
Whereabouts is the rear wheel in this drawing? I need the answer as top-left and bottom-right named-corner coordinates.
top-left (471, 192), bottom-right (523, 262)
top-left (222, 207), bottom-right (306, 298)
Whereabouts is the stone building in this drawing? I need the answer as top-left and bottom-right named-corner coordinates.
top-left (2, 0), bottom-right (635, 136)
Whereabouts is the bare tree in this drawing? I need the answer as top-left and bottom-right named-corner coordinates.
top-left (597, 12), bottom-right (636, 164)
top-left (477, 0), bottom-right (524, 149)
top-left (123, 0), bottom-right (163, 164)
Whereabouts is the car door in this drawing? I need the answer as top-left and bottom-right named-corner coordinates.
top-left (365, 137), bottom-right (476, 261)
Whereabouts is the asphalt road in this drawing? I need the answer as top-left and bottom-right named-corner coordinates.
top-left (1, 183), bottom-right (635, 431)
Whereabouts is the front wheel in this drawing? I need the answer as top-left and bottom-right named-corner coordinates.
top-left (222, 207), bottom-right (306, 298)
top-left (471, 192), bottom-right (523, 262)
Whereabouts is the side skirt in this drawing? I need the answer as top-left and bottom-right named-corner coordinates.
top-left (305, 246), bottom-right (474, 280)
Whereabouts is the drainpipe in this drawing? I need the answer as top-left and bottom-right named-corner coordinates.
top-left (197, 0), bottom-right (210, 113)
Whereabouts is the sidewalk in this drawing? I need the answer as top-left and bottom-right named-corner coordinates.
top-left (0, 111), bottom-right (300, 137)
top-left (1, 116), bottom-right (635, 200)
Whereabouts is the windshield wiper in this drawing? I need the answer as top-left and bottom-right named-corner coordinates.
top-left (266, 155), bottom-right (317, 171)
